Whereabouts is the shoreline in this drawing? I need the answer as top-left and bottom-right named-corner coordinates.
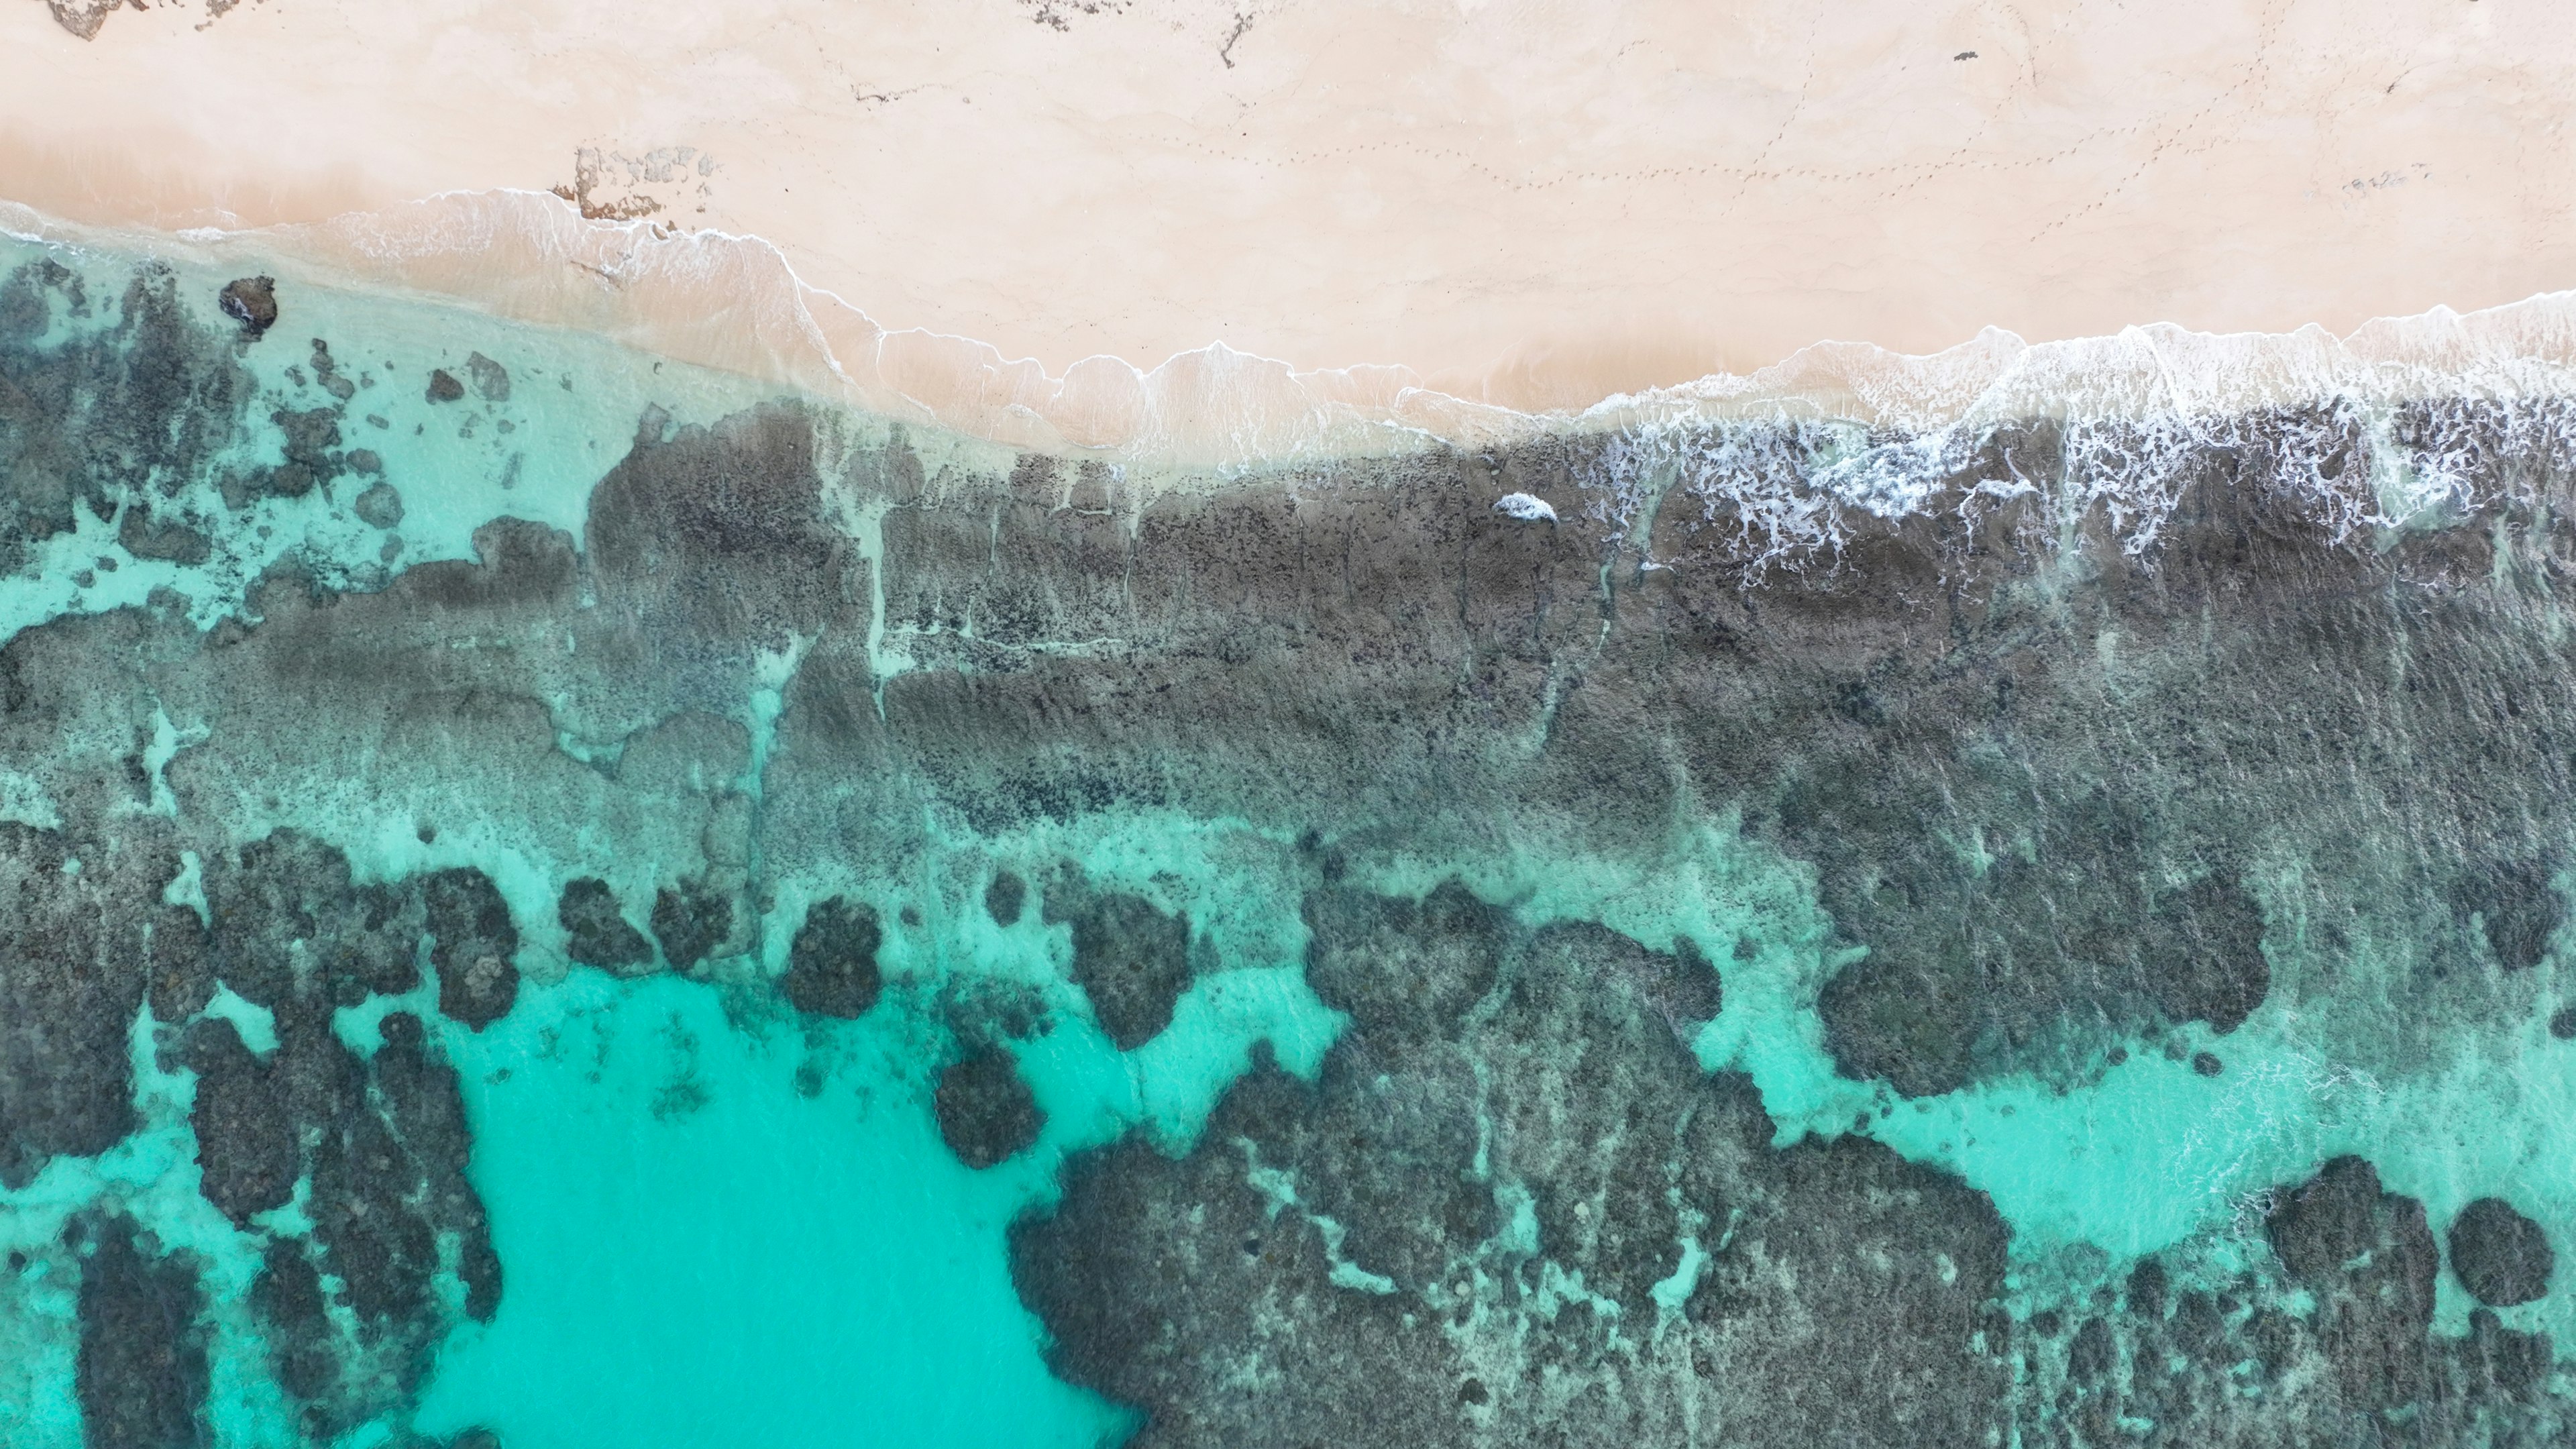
top-left (12, 192), bottom-right (2576, 479)
top-left (7, 213), bottom-right (2575, 616)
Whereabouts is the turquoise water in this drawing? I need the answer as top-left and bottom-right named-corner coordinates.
top-left (3, 226), bottom-right (2574, 1445)
top-left (410, 972), bottom-right (1124, 1449)
top-left (406, 819), bottom-right (1342, 1449)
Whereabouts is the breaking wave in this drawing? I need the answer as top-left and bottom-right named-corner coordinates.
top-left (11, 185), bottom-right (2576, 568)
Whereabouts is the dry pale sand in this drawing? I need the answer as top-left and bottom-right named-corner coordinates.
top-left (4, 0), bottom-right (2572, 423)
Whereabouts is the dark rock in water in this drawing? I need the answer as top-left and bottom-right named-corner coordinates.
top-left (354, 481), bottom-right (405, 529)
top-left (2449, 1197), bottom-right (2555, 1306)
top-left (2066, 1317), bottom-right (2115, 1382)
top-left (2125, 1257), bottom-right (2169, 1318)
top-left (186, 834), bottom-right (501, 1414)
top-left (0, 823), bottom-right (173, 1187)
top-left (1643, 934), bottom-right (1722, 1033)
top-left (425, 866), bottom-right (519, 1028)
top-left (253, 1238), bottom-right (337, 1405)
top-left (651, 881), bottom-right (733, 969)
top-left (2451, 857), bottom-right (2564, 970)
top-left (263, 462), bottom-right (317, 500)
top-left (309, 339), bottom-right (358, 400)
top-left (781, 895), bottom-right (883, 1018)
top-left (242, 403), bottom-right (352, 502)
top-left (1303, 881), bottom-right (1506, 1049)
top-left (374, 1013), bottom-right (504, 1323)
top-left (2191, 1051), bottom-right (2224, 1076)
top-left (2465, 1307), bottom-right (2553, 1399)
top-left (985, 870), bottom-right (1026, 926)
top-left (2263, 1156), bottom-right (2440, 1409)
top-left (943, 977), bottom-right (1049, 1044)
top-left (274, 405), bottom-right (343, 468)
top-left (2141, 871), bottom-right (2271, 1032)
top-left (1818, 851), bottom-right (2275, 1097)
top-left (72, 1212), bottom-right (211, 1449)
top-left (450, 1431), bottom-right (503, 1449)
top-left (1047, 873), bottom-right (1192, 1050)
top-left (145, 902), bottom-right (214, 1022)
top-left (426, 368), bottom-right (466, 403)
top-left (208, 830), bottom-right (421, 1008)
top-left (0, 258), bottom-right (256, 571)
top-left (583, 403), bottom-right (855, 655)
top-left (309, 1085), bottom-right (439, 1332)
top-left (557, 876), bottom-right (651, 972)
top-left (2553, 1005), bottom-right (2576, 1040)
top-left (2167, 1289), bottom-right (2221, 1355)
top-left (465, 351), bottom-right (512, 402)
top-left (214, 987), bottom-right (504, 1431)
top-left (117, 499), bottom-right (211, 563)
top-left (1814, 955), bottom-right (1966, 1101)
top-left (186, 1017), bottom-right (298, 1226)
top-left (2269, 1156), bottom-right (2400, 1281)
top-left (934, 1046), bottom-right (1044, 1169)
top-left (1012, 883), bottom-right (2014, 1449)
top-left (218, 275), bottom-right (278, 337)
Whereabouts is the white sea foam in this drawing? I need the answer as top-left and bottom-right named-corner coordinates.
top-left (9, 187), bottom-right (2576, 566)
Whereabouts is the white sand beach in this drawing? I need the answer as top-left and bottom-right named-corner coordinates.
top-left (5, 0), bottom-right (2570, 425)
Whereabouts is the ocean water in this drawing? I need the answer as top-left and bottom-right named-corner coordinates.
top-left (4, 218), bottom-right (2576, 1447)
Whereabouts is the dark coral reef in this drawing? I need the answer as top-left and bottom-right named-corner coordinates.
top-left (3, 250), bottom-right (2575, 1444)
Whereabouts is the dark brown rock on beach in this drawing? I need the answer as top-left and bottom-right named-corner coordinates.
top-left (218, 275), bottom-right (278, 337)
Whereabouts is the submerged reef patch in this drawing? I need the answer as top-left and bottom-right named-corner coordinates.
top-left (1, 236), bottom-right (2575, 1446)
top-left (1013, 892), bottom-right (2012, 1448)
